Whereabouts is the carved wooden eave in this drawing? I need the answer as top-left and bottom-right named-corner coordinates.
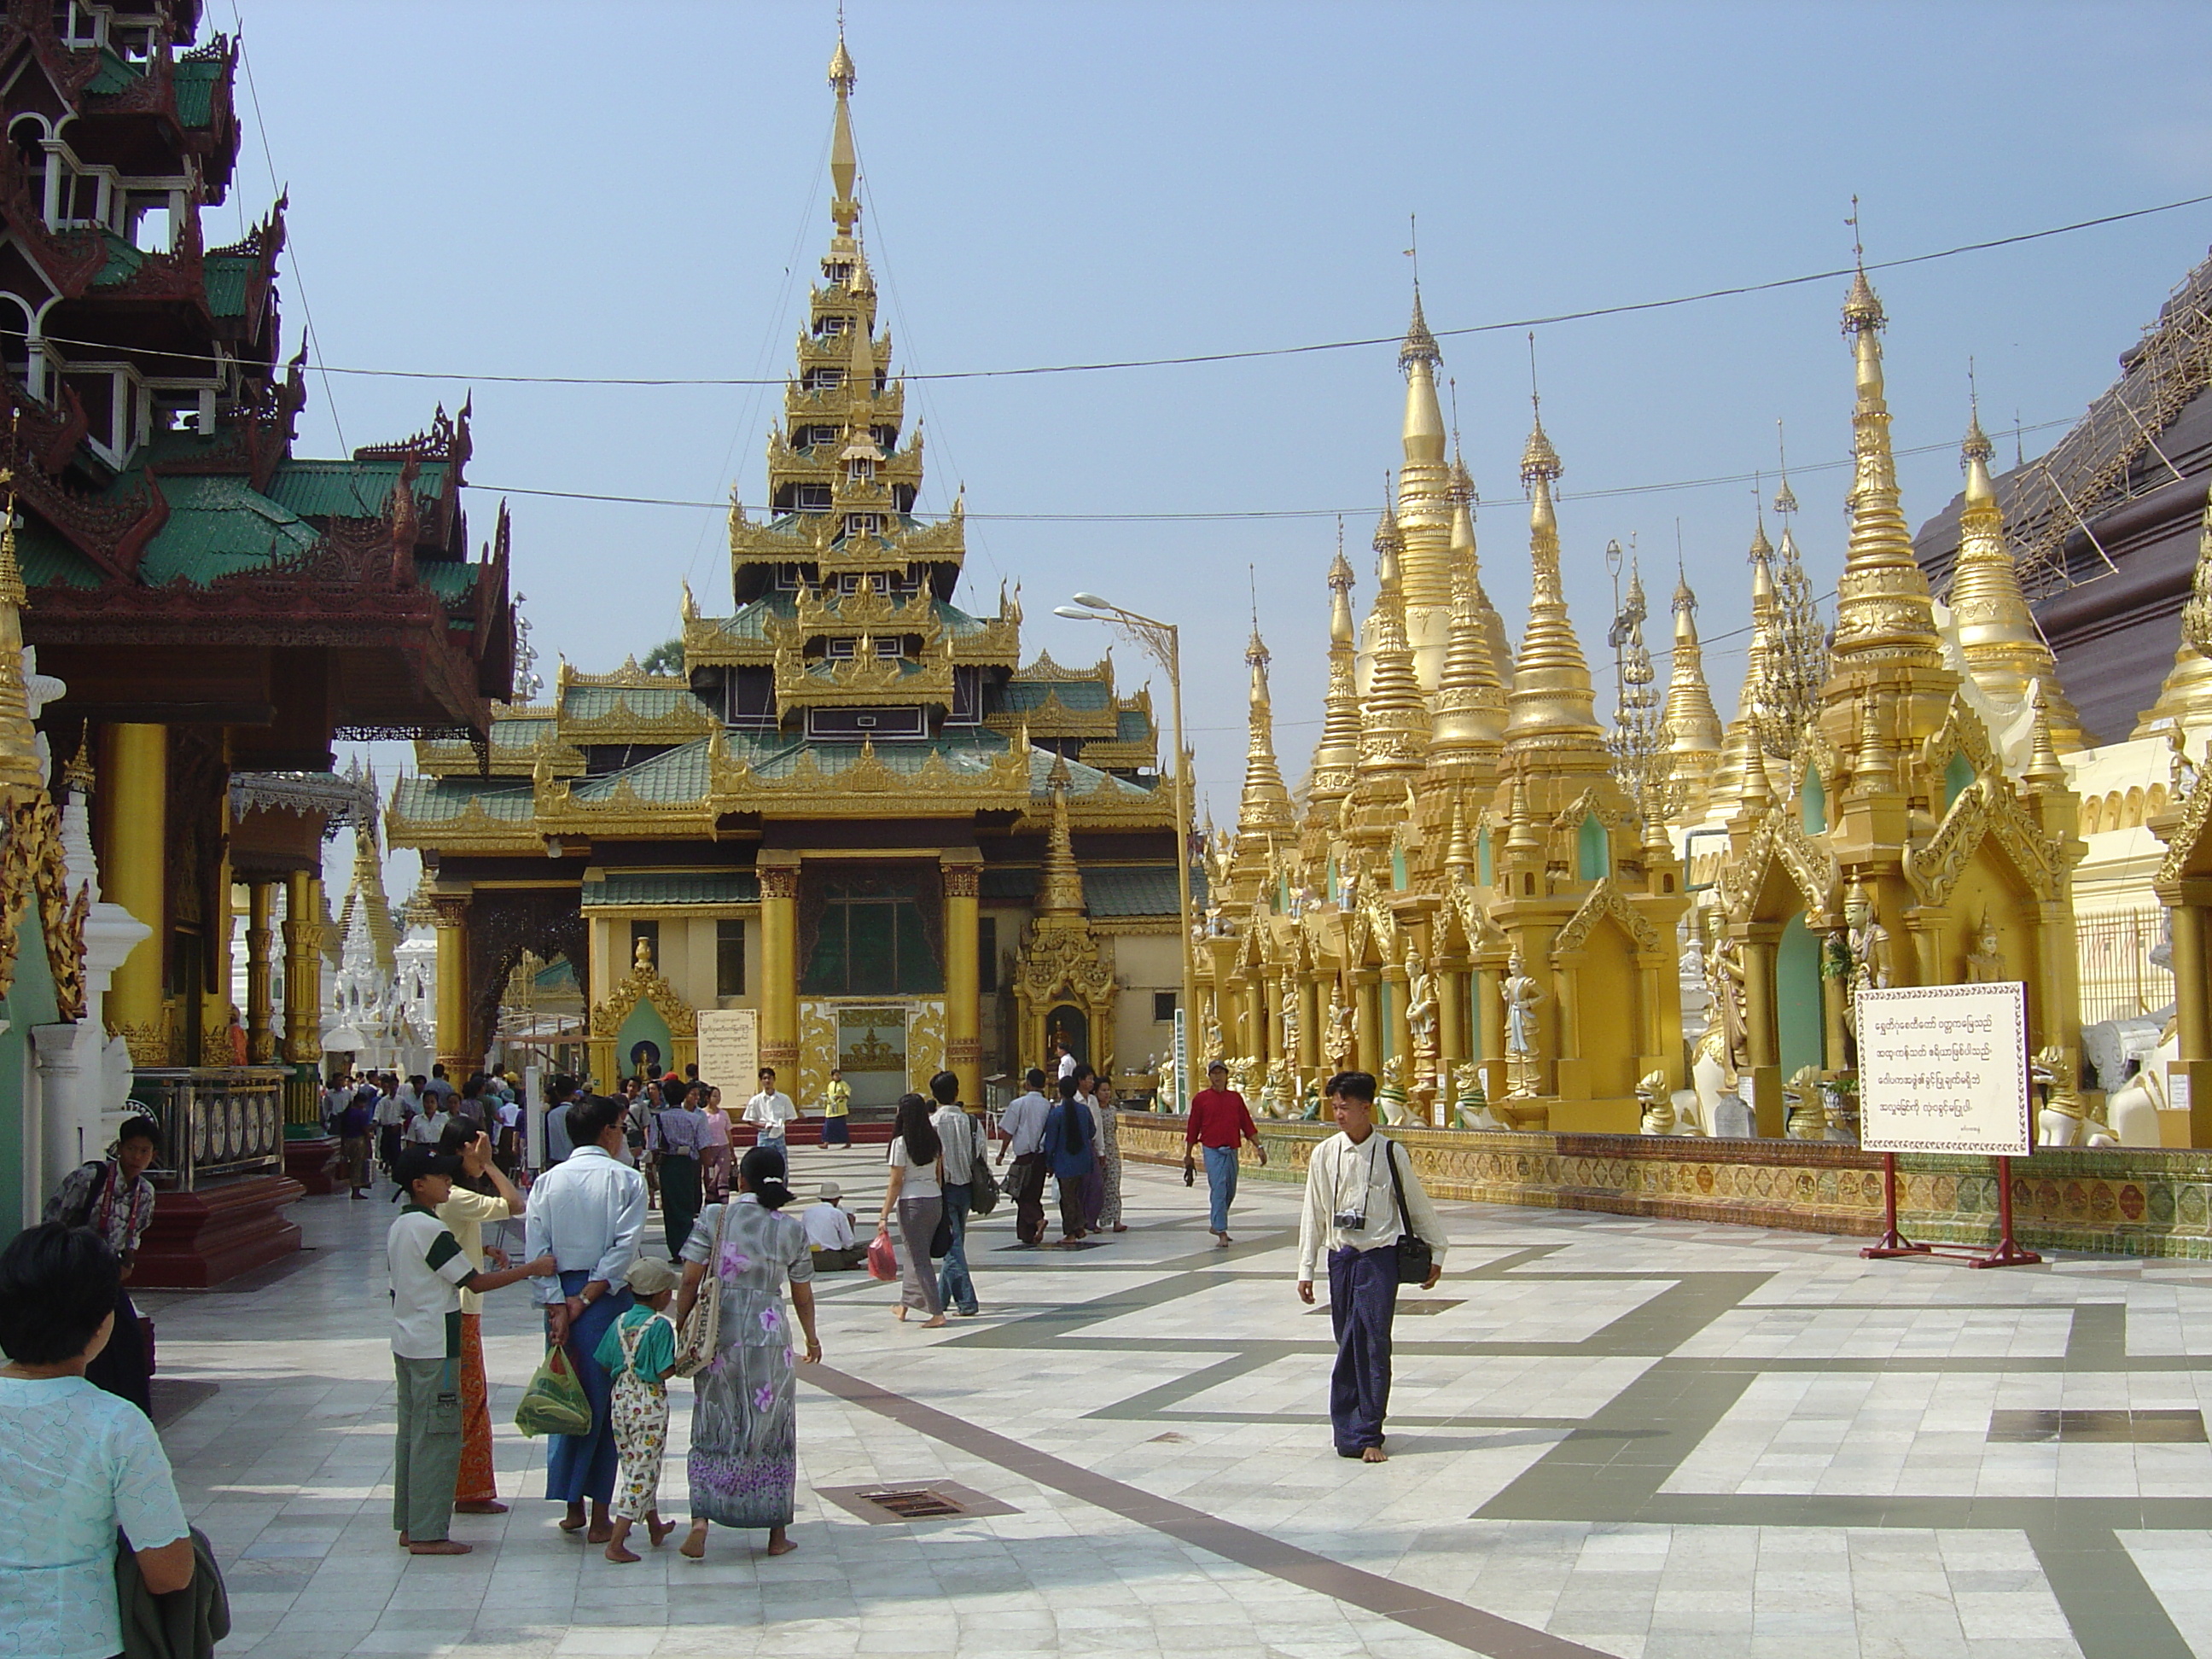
top-left (557, 700), bottom-right (719, 747)
top-left (984, 691), bottom-right (1120, 740)
top-left (588, 957), bottom-right (696, 1039)
top-left (1008, 788), bottom-right (1176, 835)
top-left (562, 659), bottom-right (688, 691)
top-left (1717, 806), bottom-right (1842, 928)
top-left (710, 736), bottom-right (1033, 820)
top-left (1551, 875), bottom-right (1663, 961)
top-left (771, 637), bottom-right (956, 708)
top-left (1903, 776), bottom-right (2067, 908)
top-left (0, 788), bottom-right (89, 1021)
top-left (1013, 914), bottom-right (1115, 1004)
top-left (2155, 767), bottom-right (2212, 894)
top-left (1015, 649), bottom-right (1115, 689)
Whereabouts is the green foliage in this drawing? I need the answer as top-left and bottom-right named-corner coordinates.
top-left (639, 637), bottom-right (684, 676)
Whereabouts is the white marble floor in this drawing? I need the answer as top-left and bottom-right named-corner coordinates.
top-left (130, 1143), bottom-right (2212, 1658)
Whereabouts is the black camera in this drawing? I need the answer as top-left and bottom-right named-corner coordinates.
top-left (1332, 1210), bottom-right (1367, 1231)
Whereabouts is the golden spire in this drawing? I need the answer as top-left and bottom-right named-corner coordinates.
top-left (1947, 397), bottom-right (2086, 749)
top-left (828, 29), bottom-right (860, 240)
top-left (2026, 684), bottom-right (2068, 790)
top-left (1445, 793), bottom-right (1474, 879)
top-left (1354, 497), bottom-right (1430, 790)
top-left (2135, 479), bottom-right (2212, 738)
top-left (1038, 753), bottom-right (1085, 915)
top-left (1828, 229), bottom-right (1944, 685)
top-left (1394, 285), bottom-right (1454, 656)
top-left (1709, 521), bottom-right (1778, 811)
top-left (1452, 445), bottom-right (1514, 684)
top-left (1660, 568), bottom-right (1725, 818)
top-left (0, 438), bottom-right (42, 796)
top-left (1306, 527), bottom-right (1362, 818)
top-left (1235, 622), bottom-right (1294, 841)
top-left (1501, 393), bottom-right (1605, 758)
top-left (1431, 446), bottom-right (1506, 769)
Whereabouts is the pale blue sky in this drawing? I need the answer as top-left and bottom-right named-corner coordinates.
top-left (242, 1), bottom-right (2212, 878)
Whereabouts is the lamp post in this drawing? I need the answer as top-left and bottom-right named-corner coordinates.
top-left (1054, 595), bottom-right (1196, 1110)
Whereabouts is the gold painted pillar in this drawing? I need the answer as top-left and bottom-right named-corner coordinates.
top-left (281, 870), bottom-right (324, 1123)
top-left (1741, 923), bottom-right (1784, 1138)
top-left (102, 723), bottom-right (166, 1065)
top-left (201, 796), bottom-right (235, 1064)
top-left (245, 880), bottom-right (276, 1063)
top-left (1244, 972), bottom-right (1266, 1064)
top-left (1353, 967), bottom-right (1380, 1074)
top-left (1263, 969), bottom-right (1284, 1072)
top-left (942, 854), bottom-right (983, 1104)
top-left (1297, 969), bottom-right (1323, 1081)
top-left (1439, 959), bottom-right (1467, 1103)
top-left (1476, 959), bottom-right (1507, 1099)
top-left (2170, 900), bottom-right (2212, 1144)
top-left (758, 855), bottom-right (800, 1078)
top-left (432, 893), bottom-right (471, 1076)
top-left (1382, 958), bottom-right (1412, 1074)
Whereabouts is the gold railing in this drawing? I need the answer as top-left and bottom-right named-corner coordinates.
top-left (2076, 905), bottom-right (2175, 1026)
top-left (131, 1067), bottom-right (289, 1190)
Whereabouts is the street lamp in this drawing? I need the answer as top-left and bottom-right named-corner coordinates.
top-left (1054, 595), bottom-right (1196, 1111)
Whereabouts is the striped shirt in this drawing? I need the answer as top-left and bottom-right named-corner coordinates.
top-left (387, 1206), bottom-right (478, 1359)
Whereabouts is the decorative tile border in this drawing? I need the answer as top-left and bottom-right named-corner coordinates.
top-left (1118, 1112), bottom-right (2212, 1260)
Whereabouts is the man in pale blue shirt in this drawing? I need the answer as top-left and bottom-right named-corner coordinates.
top-left (645, 1080), bottom-right (710, 1258)
top-left (540, 1073), bottom-right (578, 1167)
top-left (523, 1095), bottom-right (646, 1542)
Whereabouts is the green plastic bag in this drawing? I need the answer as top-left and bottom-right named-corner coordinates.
top-left (515, 1343), bottom-right (592, 1438)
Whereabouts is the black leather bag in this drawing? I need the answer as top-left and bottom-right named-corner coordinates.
top-left (966, 1115), bottom-right (1003, 1218)
top-left (1382, 1138), bottom-right (1433, 1286)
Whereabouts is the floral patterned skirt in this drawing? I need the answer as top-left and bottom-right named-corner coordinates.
top-left (686, 1338), bottom-right (796, 1529)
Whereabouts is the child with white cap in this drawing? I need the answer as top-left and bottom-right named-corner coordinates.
top-left (592, 1254), bottom-right (681, 1562)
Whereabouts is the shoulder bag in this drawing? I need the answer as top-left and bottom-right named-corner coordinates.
top-left (670, 1203), bottom-right (725, 1378)
top-left (966, 1115), bottom-right (1002, 1217)
top-left (1382, 1138), bottom-right (1434, 1286)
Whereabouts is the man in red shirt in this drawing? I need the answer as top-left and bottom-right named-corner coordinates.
top-left (1185, 1061), bottom-right (1266, 1247)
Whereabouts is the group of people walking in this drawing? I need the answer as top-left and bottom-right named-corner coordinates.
top-left (995, 1062), bottom-right (1126, 1249)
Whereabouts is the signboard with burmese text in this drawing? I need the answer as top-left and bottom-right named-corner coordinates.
top-left (1856, 981), bottom-right (2030, 1156)
top-left (695, 1009), bottom-right (760, 1099)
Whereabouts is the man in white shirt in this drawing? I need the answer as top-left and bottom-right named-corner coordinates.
top-left (374, 1078), bottom-right (410, 1180)
top-left (802, 1179), bottom-right (862, 1270)
top-left (743, 1067), bottom-right (799, 1173)
top-left (1295, 1070), bottom-right (1447, 1464)
top-left (522, 1095), bottom-right (648, 1541)
top-left (406, 1101), bottom-right (453, 1147)
top-left (996, 1068), bottom-right (1052, 1247)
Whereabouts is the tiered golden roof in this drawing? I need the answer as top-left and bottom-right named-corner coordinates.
top-left (1498, 405), bottom-right (1604, 760)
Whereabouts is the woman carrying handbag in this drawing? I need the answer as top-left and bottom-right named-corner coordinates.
top-left (876, 1093), bottom-right (946, 1328)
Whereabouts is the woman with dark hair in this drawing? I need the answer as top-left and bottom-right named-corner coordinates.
top-left (44, 1114), bottom-right (162, 1415)
top-left (1044, 1074), bottom-right (1097, 1247)
top-left (0, 1222), bottom-right (194, 1654)
top-left (673, 1144), bottom-right (822, 1560)
top-left (875, 1093), bottom-right (945, 1326)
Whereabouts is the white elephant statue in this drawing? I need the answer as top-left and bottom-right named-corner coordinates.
top-left (1691, 1034), bottom-right (1756, 1138)
top-left (2098, 1034), bottom-right (2174, 1149)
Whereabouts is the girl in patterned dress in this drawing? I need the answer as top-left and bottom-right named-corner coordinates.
top-left (593, 1255), bottom-right (682, 1563)
top-left (673, 1146), bottom-right (822, 1559)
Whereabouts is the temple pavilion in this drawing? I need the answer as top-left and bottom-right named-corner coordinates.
top-left (389, 37), bottom-right (1188, 1110)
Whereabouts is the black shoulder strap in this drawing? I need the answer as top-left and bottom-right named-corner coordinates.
top-left (1382, 1136), bottom-right (1412, 1235)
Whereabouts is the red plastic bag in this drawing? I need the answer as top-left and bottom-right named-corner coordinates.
top-left (866, 1227), bottom-right (898, 1282)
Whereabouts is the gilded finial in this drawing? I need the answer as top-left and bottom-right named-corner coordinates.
top-left (63, 725), bottom-right (93, 795)
top-left (2026, 684), bottom-right (2067, 788)
top-left (1842, 195), bottom-right (1884, 332)
top-left (1328, 517), bottom-right (1353, 591)
top-left (1773, 420), bottom-right (1798, 517)
top-left (1400, 284), bottom-right (1441, 370)
top-left (1520, 335), bottom-right (1560, 485)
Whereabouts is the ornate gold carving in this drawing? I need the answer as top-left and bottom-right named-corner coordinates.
top-left (588, 951), bottom-right (697, 1039)
top-left (1550, 876), bottom-right (1661, 958)
top-left (1904, 777), bottom-right (2061, 908)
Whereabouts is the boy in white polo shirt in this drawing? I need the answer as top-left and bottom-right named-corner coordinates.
top-left (387, 1146), bottom-right (554, 1554)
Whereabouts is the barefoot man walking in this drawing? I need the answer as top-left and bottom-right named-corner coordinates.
top-left (1295, 1071), bottom-right (1447, 1462)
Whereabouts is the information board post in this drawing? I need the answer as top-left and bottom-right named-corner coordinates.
top-left (1854, 981), bottom-right (2040, 1270)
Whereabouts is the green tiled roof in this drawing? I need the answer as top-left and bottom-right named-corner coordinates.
top-left (18, 520), bottom-right (102, 591)
top-left (415, 560), bottom-right (478, 602)
top-left (174, 55), bottom-right (224, 127)
top-left (267, 458), bottom-right (450, 521)
top-left (137, 474), bottom-right (320, 587)
top-left (1025, 747), bottom-right (1150, 799)
top-left (998, 676), bottom-right (1113, 713)
top-left (391, 775), bottom-right (538, 824)
top-left (934, 601), bottom-right (997, 637)
top-left (562, 684), bottom-right (713, 722)
top-left (976, 863), bottom-right (1204, 915)
top-left (1115, 707), bottom-right (1153, 742)
top-left (1082, 866), bottom-right (1184, 917)
top-left (704, 597), bottom-right (791, 643)
top-left (203, 252), bottom-right (257, 317)
top-left (568, 738), bottom-right (716, 805)
top-left (90, 233), bottom-right (144, 288)
top-left (489, 711), bottom-right (559, 750)
top-left (581, 870), bottom-right (760, 908)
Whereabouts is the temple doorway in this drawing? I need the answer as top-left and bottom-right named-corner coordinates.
top-left (1046, 1004), bottom-right (1089, 1069)
top-left (836, 1004), bottom-right (910, 1109)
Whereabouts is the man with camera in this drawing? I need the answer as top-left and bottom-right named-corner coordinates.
top-left (1295, 1070), bottom-right (1447, 1462)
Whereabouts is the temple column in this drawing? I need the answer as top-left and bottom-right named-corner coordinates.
top-left (2171, 898), bottom-right (2212, 1144)
top-left (1244, 971), bottom-right (1267, 1065)
top-left (1437, 958), bottom-right (1467, 1126)
top-left (1263, 969), bottom-right (1284, 1074)
top-left (1476, 958), bottom-right (1506, 1101)
top-left (432, 893), bottom-right (471, 1077)
top-left (200, 797), bottom-right (235, 1065)
top-left (1382, 958), bottom-right (1412, 1086)
top-left (941, 854), bottom-right (983, 1105)
top-left (245, 880), bottom-right (276, 1063)
top-left (101, 723), bottom-right (166, 1066)
top-left (1741, 923), bottom-right (1784, 1138)
top-left (758, 855), bottom-right (800, 1080)
top-left (1352, 967), bottom-right (1380, 1074)
top-left (281, 870), bottom-right (324, 1125)
top-left (1550, 952), bottom-right (1584, 1098)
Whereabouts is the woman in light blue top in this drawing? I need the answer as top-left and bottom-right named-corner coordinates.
top-left (0, 1222), bottom-right (194, 1659)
